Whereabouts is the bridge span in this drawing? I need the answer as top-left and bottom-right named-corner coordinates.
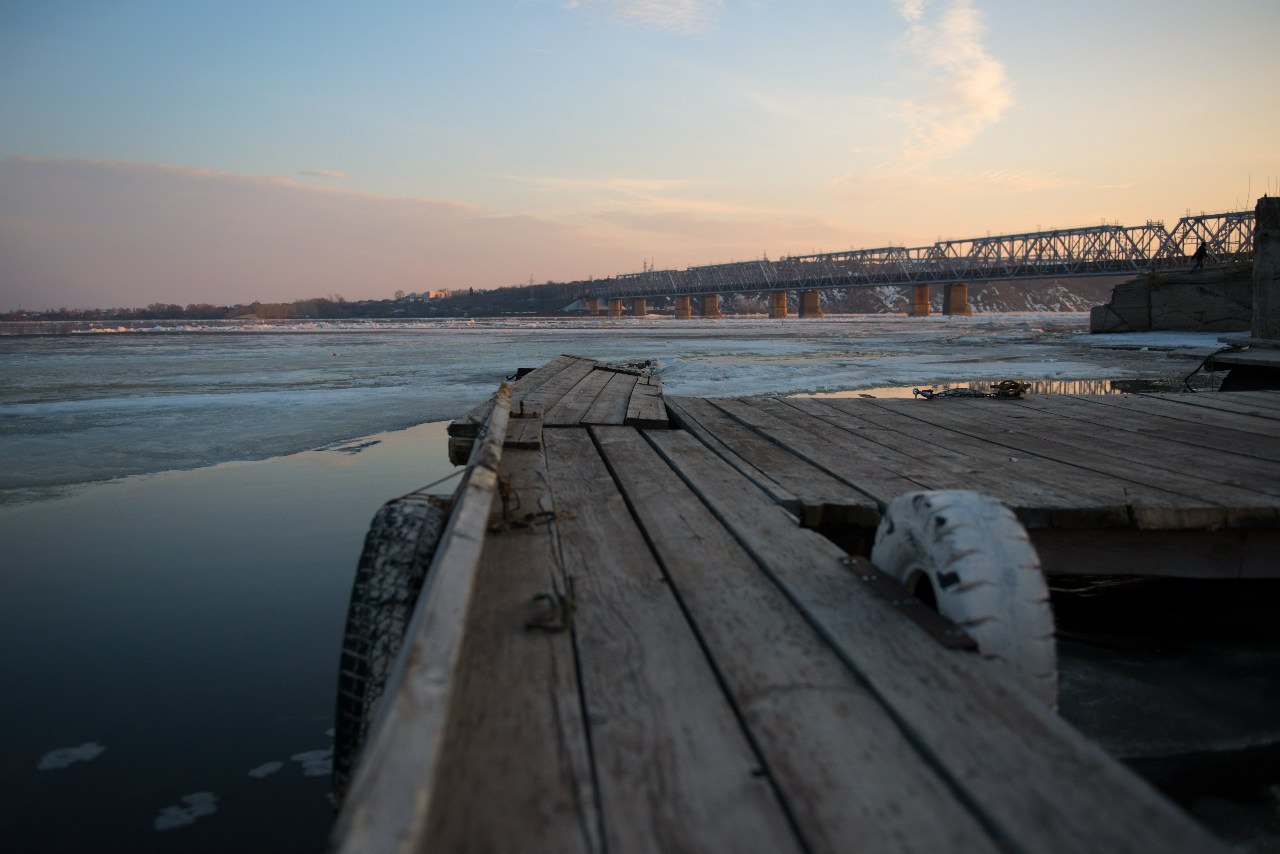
top-left (585, 209), bottom-right (1255, 318)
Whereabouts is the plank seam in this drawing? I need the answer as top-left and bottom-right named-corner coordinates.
top-left (708, 398), bottom-right (901, 511)
top-left (639, 429), bottom-right (1031, 854)
top-left (586, 425), bottom-right (814, 854)
top-left (839, 396), bottom-right (1247, 518)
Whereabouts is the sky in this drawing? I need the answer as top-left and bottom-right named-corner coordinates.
top-left (2, 0), bottom-right (1278, 310)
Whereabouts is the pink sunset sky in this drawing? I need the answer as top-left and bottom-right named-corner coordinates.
top-left (2, 0), bottom-right (1278, 310)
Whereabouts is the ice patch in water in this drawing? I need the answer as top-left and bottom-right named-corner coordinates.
top-left (248, 761), bottom-right (284, 778)
top-left (37, 742), bottom-right (106, 770)
top-left (154, 792), bottom-right (217, 831)
top-left (292, 747), bottom-right (333, 777)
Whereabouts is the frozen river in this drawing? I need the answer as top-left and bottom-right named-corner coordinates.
top-left (0, 315), bottom-right (1226, 852)
top-left (0, 314), bottom-right (1216, 505)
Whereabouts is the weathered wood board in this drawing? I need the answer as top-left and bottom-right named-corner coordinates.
top-left (335, 362), bottom-right (1280, 853)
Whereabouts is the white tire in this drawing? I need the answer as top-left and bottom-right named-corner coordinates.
top-left (871, 490), bottom-right (1058, 708)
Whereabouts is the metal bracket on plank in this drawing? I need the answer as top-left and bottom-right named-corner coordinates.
top-left (841, 556), bottom-right (978, 652)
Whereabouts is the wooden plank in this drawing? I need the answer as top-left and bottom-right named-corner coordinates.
top-left (1066, 392), bottom-right (1280, 438)
top-left (872, 397), bottom-right (1280, 526)
top-left (864, 397), bottom-right (1272, 529)
top-left (774, 396), bottom-right (1108, 526)
top-left (667, 396), bottom-right (874, 526)
top-left (1145, 389), bottom-right (1280, 421)
top-left (1216, 389), bottom-right (1280, 413)
top-left (820, 397), bottom-right (1229, 531)
top-left (643, 429), bottom-right (1225, 854)
top-left (709, 397), bottom-right (923, 516)
top-left (544, 368), bottom-right (613, 426)
top-left (1032, 527), bottom-right (1280, 579)
top-left (581, 371), bottom-right (638, 425)
top-left (421, 447), bottom-right (600, 852)
top-left (665, 396), bottom-right (801, 512)
top-left (518, 357), bottom-right (601, 417)
top-left (593, 426), bottom-right (1002, 854)
top-left (1008, 394), bottom-right (1280, 465)
top-left (541, 429), bottom-right (802, 854)
top-left (504, 416), bottom-right (543, 450)
top-left (449, 355), bottom-right (580, 438)
top-left (333, 384), bottom-right (512, 854)
top-left (624, 374), bottom-right (668, 429)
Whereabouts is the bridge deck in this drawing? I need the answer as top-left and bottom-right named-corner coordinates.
top-left (329, 356), bottom-right (1279, 853)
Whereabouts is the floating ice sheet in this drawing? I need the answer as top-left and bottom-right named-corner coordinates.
top-left (154, 792), bottom-right (217, 831)
top-left (37, 742), bottom-right (106, 770)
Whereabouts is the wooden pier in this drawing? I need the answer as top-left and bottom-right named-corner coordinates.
top-left (330, 356), bottom-right (1280, 853)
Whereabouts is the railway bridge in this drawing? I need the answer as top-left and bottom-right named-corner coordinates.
top-left (584, 210), bottom-right (1255, 318)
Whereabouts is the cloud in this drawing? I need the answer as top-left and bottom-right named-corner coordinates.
top-left (562, 0), bottom-right (723, 34)
top-left (892, 0), bottom-right (926, 22)
top-left (299, 169), bottom-right (349, 180)
top-left (890, 0), bottom-right (1012, 165)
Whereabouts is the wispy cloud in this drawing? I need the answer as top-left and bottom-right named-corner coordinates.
top-left (562, 0), bottom-right (723, 34)
top-left (299, 169), bottom-right (349, 180)
top-left (501, 172), bottom-right (770, 217)
top-left (891, 0), bottom-right (925, 22)
top-left (890, 0), bottom-right (1012, 165)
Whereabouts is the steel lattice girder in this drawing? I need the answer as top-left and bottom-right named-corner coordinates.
top-left (598, 210), bottom-right (1254, 300)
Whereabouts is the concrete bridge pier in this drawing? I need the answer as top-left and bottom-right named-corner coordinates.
top-left (799, 290), bottom-right (823, 318)
top-left (702, 294), bottom-right (723, 318)
top-left (769, 291), bottom-right (789, 319)
top-left (608, 298), bottom-right (623, 318)
top-left (908, 285), bottom-right (931, 317)
top-left (632, 298), bottom-right (647, 318)
top-left (675, 295), bottom-right (692, 319)
top-left (585, 297), bottom-right (600, 315)
top-left (943, 283), bottom-right (973, 316)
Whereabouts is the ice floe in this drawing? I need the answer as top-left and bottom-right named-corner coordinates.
top-left (248, 761), bottom-right (285, 778)
top-left (37, 742), bottom-right (106, 770)
top-left (154, 792), bottom-right (217, 831)
top-left (292, 747), bottom-right (333, 777)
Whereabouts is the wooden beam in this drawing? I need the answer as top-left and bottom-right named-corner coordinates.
top-left (624, 374), bottom-right (667, 429)
top-left (542, 428), bottom-right (802, 854)
top-left (419, 448), bottom-right (600, 852)
top-left (332, 384), bottom-right (512, 853)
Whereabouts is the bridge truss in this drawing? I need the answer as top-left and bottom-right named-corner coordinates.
top-left (596, 210), bottom-right (1255, 300)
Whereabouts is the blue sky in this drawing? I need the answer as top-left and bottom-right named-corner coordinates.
top-left (2, 0), bottom-right (1278, 309)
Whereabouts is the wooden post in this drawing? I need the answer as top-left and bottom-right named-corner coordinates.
top-left (608, 298), bottom-right (623, 318)
top-left (702, 294), bottom-right (723, 318)
top-left (1255, 196), bottom-right (1280, 340)
top-left (908, 284), bottom-right (931, 317)
top-left (943, 283), bottom-right (973, 316)
top-left (632, 297), bottom-right (647, 318)
top-left (675, 295), bottom-right (692, 319)
top-left (798, 290), bottom-right (823, 318)
top-left (769, 291), bottom-right (788, 319)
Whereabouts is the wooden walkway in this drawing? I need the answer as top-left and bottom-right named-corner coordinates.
top-left (329, 356), bottom-right (1274, 853)
top-left (668, 390), bottom-right (1280, 578)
